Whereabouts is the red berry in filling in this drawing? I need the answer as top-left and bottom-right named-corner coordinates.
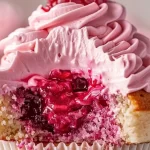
top-left (49, 70), bottom-right (71, 80)
top-left (20, 89), bottom-right (42, 119)
top-left (72, 77), bottom-right (88, 92)
top-left (13, 70), bottom-right (108, 134)
top-left (18, 88), bottom-right (53, 132)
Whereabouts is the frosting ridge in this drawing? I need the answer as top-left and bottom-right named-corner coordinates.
top-left (0, 1), bottom-right (150, 95)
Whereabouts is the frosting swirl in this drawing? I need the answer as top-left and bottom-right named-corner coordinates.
top-left (0, 1), bottom-right (150, 95)
top-left (29, 2), bottom-right (124, 30)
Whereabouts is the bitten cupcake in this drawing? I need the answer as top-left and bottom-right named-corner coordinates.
top-left (0, 0), bottom-right (150, 150)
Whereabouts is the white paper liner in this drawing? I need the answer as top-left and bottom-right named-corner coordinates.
top-left (0, 141), bottom-right (150, 150)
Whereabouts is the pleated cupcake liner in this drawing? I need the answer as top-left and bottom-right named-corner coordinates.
top-left (0, 141), bottom-right (150, 150)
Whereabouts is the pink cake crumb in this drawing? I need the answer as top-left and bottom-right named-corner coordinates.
top-left (11, 69), bottom-right (122, 145)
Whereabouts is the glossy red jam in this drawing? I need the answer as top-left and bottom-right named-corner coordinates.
top-left (13, 70), bottom-right (108, 134)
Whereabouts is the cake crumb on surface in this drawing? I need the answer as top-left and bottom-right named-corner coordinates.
top-left (128, 90), bottom-right (150, 111)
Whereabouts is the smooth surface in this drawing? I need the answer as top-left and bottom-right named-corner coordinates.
top-left (0, 0), bottom-right (45, 39)
top-left (115, 0), bottom-right (150, 38)
top-left (0, 0), bottom-right (45, 25)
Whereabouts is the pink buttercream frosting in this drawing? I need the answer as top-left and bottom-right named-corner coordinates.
top-left (0, 1), bottom-right (150, 95)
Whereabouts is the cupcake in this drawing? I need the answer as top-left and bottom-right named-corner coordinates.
top-left (0, 0), bottom-right (150, 149)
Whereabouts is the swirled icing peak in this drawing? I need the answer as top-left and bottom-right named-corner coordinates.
top-left (0, 1), bottom-right (150, 96)
top-left (41, 0), bottom-right (107, 12)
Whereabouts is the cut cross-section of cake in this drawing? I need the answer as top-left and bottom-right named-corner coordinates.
top-left (0, 0), bottom-right (150, 149)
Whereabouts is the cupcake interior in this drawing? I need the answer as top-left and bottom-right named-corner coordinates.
top-left (0, 69), bottom-right (122, 145)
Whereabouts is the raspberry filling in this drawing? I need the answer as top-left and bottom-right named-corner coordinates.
top-left (13, 70), bottom-right (108, 134)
